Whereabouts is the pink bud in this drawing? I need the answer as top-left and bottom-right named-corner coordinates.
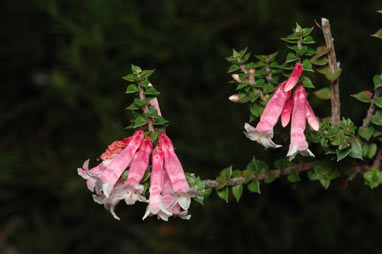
top-left (281, 93), bottom-right (293, 127)
top-left (306, 100), bottom-right (319, 131)
top-left (229, 94), bottom-right (240, 102)
top-left (231, 74), bottom-right (242, 82)
top-left (284, 63), bottom-right (303, 92)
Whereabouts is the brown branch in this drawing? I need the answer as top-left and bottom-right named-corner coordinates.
top-left (239, 62), bottom-right (266, 100)
top-left (138, 87), bottom-right (154, 132)
top-left (205, 162), bottom-right (313, 188)
top-left (321, 18), bottom-right (341, 125)
top-left (362, 88), bottom-right (382, 128)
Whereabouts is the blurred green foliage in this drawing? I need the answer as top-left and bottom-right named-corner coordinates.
top-left (1, 0), bottom-right (382, 253)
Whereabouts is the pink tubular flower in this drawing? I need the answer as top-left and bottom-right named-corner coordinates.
top-left (287, 86), bottom-right (315, 161)
top-left (162, 170), bottom-right (191, 220)
top-left (77, 159), bottom-right (110, 192)
top-left (142, 147), bottom-right (172, 221)
top-left (305, 100), bottom-right (319, 131)
top-left (281, 94), bottom-right (293, 127)
top-left (97, 130), bottom-right (144, 197)
top-left (159, 133), bottom-right (198, 210)
top-left (244, 81), bottom-right (291, 148)
top-left (284, 63), bottom-right (303, 92)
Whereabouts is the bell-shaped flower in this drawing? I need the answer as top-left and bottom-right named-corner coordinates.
top-left (118, 136), bottom-right (153, 205)
top-left (92, 178), bottom-right (126, 220)
top-left (142, 147), bottom-right (172, 221)
top-left (159, 133), bottom-right (198, 210)
top-left (286, 86), bottom-right (315, 161)
top-left (284, 63), bottom-right (303, 92)
top-left (162, 170), bottom-right (191, 220)
top-left (97, 130), bottom-right (144, 197)
top-left (244, 81), bottom-right (291, 148)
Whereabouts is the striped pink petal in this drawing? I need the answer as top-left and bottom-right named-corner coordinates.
top-left (306, 100), bottom-right (319, 131)
top-left (159, 134), bottom-right (189, 193)
top-left (244, 81), bottom-right (290, 148)
top-left (284, 63), bottom-right (303, 92)
top-left (142, 147), bottom-right (172, 221)
top-left (125, 137), bottom-right (153, 186)
top-left (98, 130), bottom-right (144, 197)
top-left (287, 86), bottom-right (315, 161)
top-left (281, 93), bottom-right (293, 127)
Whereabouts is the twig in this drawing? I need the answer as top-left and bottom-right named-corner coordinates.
top-left (239, 62), bottom-right (266, 101)
top-left (138, 87), bottom-right (154, 132)
top-left (205, 162), bottom-right (313, 188)
top-left (362, 88), bottom-right (382, 128)
top-left (321, 18), bottom-right (341, 125)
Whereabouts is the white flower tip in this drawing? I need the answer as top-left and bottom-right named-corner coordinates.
top-left (232, 74), bottom-right (241, 82)
top-left (177, 195), bottom-right (191, 210)
top-left (110, 207), bottom-right (120, 221)
top-left (82, 159), bottom-right (90, 170)
top-left (284, 83), bottom-right (294, 92)
top-left (102, 183), bottom-right (113, 198)
top-left (229, 94), bottom-right (239, 102)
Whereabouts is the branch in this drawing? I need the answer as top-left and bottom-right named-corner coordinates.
top-left (321, 18), bottom-right (341, 125)
top-left (205, 162), bottom-right (313, 188)
top-left (239, 62), bottom-right (266, 100)
top-left (362, 88), bottom-right (382, 128)
top-left (138, 86), bottom-right (154, 132)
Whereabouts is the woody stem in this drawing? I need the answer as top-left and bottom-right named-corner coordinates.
top-left (321, 18), bottom-right (341, 125)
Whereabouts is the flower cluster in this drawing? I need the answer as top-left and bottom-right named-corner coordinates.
top-left (243, 63), bottom-right (319, 161)
top-left (77, 95), bottom-right (198, 221)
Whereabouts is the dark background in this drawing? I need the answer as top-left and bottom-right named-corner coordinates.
top-left (1, 0), bottom-right (382, 253)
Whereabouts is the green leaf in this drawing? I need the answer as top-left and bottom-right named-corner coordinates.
top-left (310, 56), bottom-right (328, 66)
top-left (122, 73), bottom-right (137, 82)
top-left (134, 115), bottom-right (148, 128)
top-left (302, 59), bottom-right (314, 72)
top-left (216, 176), bottom-right (227, 190)
top-left (247, 180), bottom-right (261, 194)
top-left (371, 28), bottom-right (382, 39)
top-left (138, 79), bottom-right (150, 87)
top-left (373, 74), bottom-right (382, 88)
top-left (336, 147), bottom-right (351, 161)
top-left (264, 169), bottom-right (277, 184)
top-left (126, 84), bottom-right (139, 94)
top-left (362, 143), bottom-right (369, 158)
top-left (351, 90), bottom-right (373, 103)
top-left (314, 87), bottom-right (331, 100)
top-left (301, 36), bottom-right (315, 44)
top-left (126, 102), bottom-right (140, 110)
top-left (315, 46), bottom-right (330, 57)
top-left (350, 138), bottom-right (363, 159)
top-left (153, 116), bottom-right (169, 126)
top-left (358, 126), bottom-right (375, 141)
top-left (364, 168), bottom-right (382, 189)
top-left (232, 184), bottom-right (243, 202)
top-left (243, 170), bottom-right (254, 184)
top-left (232, 170), bottom-right (242, 178)
top-left (371, 111), bottom-right (382, 126)
top-left (144, 86), bottom-right (160, 96)
top-left (368, 143), bottom-right (378, 159)
top-left (375, 97), bottom-right (382, 109)
top-left (131, 64), bottom-right (142, 74)
top-left (150, 131), bottom-right (159, 143)
top-left (285, 53), bottom-right (299, 63)
top-left (302, 76), bottom-right (315, 88)
top-left (250, 105), bottom-right (264, 118)
top-left (228, 64), bottom-right (241, 73)
top-left (220, 165), bottom-right (233, 179)
top-left (287, 169), bottom-right (301, 183)
top-left (216, 187), bottom-right (229, 203)
top-left (316, 67), bottom-right (342, 81)
top-left (302, 27), bottom-right (314, 36)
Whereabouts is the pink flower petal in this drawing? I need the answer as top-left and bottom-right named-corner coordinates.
top-left (284, 63), bottom-right (303, 92)
top-left (244, 81), bottom-right (290, 149)
top-left (287, 86), bottom-right (315, 161)
top-left (126, 137), bottom-right (153, 186)
top-left (306, 100), bottom-right (319, 131)
top-left (281, 93), bottom-right (293, 127)
top-left (159, 134), bottom-right (189, 193)
top-left (99, 130), bottom-right (144, 197)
